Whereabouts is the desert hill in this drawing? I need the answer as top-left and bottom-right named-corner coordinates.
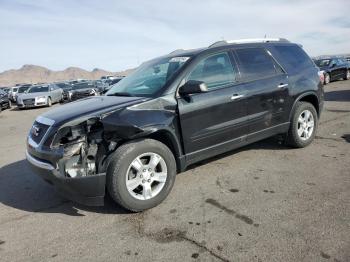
top-left (0, 65), bottom-right (133, 87)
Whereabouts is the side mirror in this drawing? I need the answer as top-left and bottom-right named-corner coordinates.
top-left (331, 62), bottom-right (337, 68)
top-left (179, 80), bottom-right (208, 96)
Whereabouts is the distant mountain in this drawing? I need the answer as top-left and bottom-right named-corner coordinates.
top-left (0, 65), bottom-right (134, 87)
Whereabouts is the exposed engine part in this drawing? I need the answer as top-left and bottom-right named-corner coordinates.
top-left (57, 118), bottom-right (114, 178)
top-left (64, 142), bottom-right (97, 178)
top-left (65, 155), bottom-right (85, 178)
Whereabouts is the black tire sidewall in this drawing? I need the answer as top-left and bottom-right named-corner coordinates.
top-left (107, 139), bottom-right (176, 212)
top-left (289, 102), bottom-right (318, 148)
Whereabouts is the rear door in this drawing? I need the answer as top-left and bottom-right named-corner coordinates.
top-left (232, 47), bottom-right (290, 137)
top-left (177, 52), bottom-right (249, 158)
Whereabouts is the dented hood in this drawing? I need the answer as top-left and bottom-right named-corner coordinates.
top-left (41, 95), bottom-right (148, 126)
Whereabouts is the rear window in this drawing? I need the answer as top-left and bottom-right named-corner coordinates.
top-left (234, 48), bottom-right (279, 80)
top-left (274, 45), bottom-right (314, 72)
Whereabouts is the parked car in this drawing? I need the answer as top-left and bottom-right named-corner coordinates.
top-left (8, 87), bottom-right (19, 102)
top-left (26, 38), bottom-right (323, 211)
top-left (69, 81), bottom-right (99, 101)
top-left (314, 57), bottom-right (350, 84)
top-left (1, 87), bottom-right (10, 94)
top-left (101, 77), bottom-right (124, 94)
top-left (0, 89), bottom-right (11, 112)
top-left (14, 84), bottom-right (32, 102)
top-left (17, 84), bottom-right (62, 109)
top-left (93, 80), bottom-right (109, 93)
top-left (54, 82), bottom-right (73, 102)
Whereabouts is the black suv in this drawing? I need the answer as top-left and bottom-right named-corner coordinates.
top-left (26, 38), bottom-right (324, 211)
top-left (314, 57), bottom-right (350, 84)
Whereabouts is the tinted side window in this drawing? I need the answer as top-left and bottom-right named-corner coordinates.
top-left (274, 45), bottom-right (313, 72)
top-left (187, 52), bottom-right (236, 90)
top-left (234, 48), bottom-right (278, 80)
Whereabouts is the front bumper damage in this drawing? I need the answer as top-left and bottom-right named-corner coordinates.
top-left (26, 150), bottom-right (106, 206)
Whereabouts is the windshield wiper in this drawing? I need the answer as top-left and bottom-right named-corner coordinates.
top-left (107, 92), bottom-right (133, 97)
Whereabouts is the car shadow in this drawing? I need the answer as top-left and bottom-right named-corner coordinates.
top-left (0, 136), bottom-right (290, 216)
top-left (324, 90), bottom-right (350, 102)
top-left (0, 160), bottom-right (129, 216)
top-left (341, 134), bottom-right (350, 143)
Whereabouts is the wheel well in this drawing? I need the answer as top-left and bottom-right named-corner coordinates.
top-left (147, 130), bottom-right (182, 172)
top-left (299, 94), bottom-right (319, 116)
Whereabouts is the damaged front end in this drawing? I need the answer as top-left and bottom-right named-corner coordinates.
top-left (26, 116), bottom-right (121, 206)
top-left (52, 117), bottom-right (117, 179)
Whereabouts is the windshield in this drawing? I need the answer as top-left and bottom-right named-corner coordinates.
top-left (106, 56), bottom-right (190, 97)
top-left (18, 86), bottom-right (31, 93)
top-left (315, 59), bottom-right (330, 67)
top-left (28, 85), bottom-right (49, 93)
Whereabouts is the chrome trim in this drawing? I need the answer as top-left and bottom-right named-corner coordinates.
top-left (36, 116), bottom-right (55, 126)
top-left (26, 150), bottom-right (55, 171)
top-left (277, 84), bottom-right (288, 88)
top-left (28, 136), bottom-right (39, 148)
top-left (230, 94), bottom-right (244, 100)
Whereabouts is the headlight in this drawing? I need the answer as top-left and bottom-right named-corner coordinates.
top-left (36, 96), bottom-right (47, 103)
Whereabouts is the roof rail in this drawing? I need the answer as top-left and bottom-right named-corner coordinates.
top-left (209, 38), bottom-right (289, 48)
top-left (168, 49), bottom-right (186, 55)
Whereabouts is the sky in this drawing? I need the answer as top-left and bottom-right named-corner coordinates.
top-left (0, 0), bottom-right (349, 72)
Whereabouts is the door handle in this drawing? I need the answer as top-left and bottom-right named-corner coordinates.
top-left (230, 94), bottom-right (244, 100)
top-left (277, 83), bottom-right (288, 88)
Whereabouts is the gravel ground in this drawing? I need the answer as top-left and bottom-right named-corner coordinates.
top-left (0, 81), bottom-right (349, 262)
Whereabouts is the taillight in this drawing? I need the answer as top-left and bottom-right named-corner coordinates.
top-left (318, 71), bottom-right (325, 84)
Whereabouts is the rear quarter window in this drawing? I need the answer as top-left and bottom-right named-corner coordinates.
top-left (273, 45), bottom-right (314, 73)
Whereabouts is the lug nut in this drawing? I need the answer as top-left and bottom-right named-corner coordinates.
top-left (143, 169), bottom-right (146, 172)
top-left (147, 179), bottom-right (151, 183)
top-left (148, 168), bottom-right (152, 171)
top-left (150, 173), bottom-right (154, 177)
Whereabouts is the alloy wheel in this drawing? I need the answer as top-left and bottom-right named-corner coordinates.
top-left (297, 110), bottom-right (314, 141)
top-left (125, 152), bottom-right (167, 200)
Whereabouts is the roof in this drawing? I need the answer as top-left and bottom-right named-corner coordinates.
top-left (167, 38), bottom-right (290, 57)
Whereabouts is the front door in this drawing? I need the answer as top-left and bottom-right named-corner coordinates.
top-left (177, 52), bottom-right (249, 161)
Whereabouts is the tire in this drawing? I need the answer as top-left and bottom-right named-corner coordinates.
top-left (286, 102), bottom-right (318, 148)
top-left (107, 139), bottom-right (177, 212)
top-left (324, 73), bottom-right (330, 85)
top-left (345, 70), bottom-right (350, 80)
top-left (47, 97), bottom-right (52, 107)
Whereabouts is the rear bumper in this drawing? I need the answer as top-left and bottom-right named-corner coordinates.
top-left (26, 150), bottom-right (106, 206)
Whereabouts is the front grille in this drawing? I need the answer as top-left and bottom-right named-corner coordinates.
top-left (30, 121), bottom-right (50, 145)
top-left (23, 99), bottom-right (35, 106)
